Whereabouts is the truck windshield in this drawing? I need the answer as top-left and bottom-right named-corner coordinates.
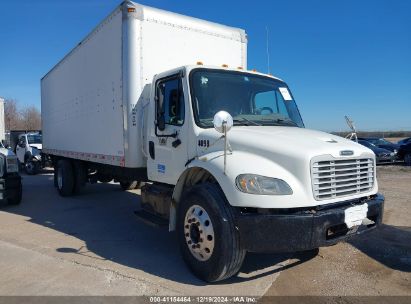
top-left (27, 134), bottom-right (42, 144)
top-left (190, 69), bottom-right (304, 128)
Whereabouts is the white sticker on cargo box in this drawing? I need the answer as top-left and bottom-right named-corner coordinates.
top-left (279, 87), bottom-right (293, 101)
top-left (344, 203), bottom-right (368, 228)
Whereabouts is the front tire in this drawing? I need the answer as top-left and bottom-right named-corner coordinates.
top-left (25, 159), bottom-right (38, 175)
top-left (177, 183), bottom-right (246, 282)
top-left (56, 160), bottom-right (74, 197)
top-left (8, 184), bottom-right (22, 205)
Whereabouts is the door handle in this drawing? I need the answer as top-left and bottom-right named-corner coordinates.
top-left (172, 139), bottom-right (181, 148)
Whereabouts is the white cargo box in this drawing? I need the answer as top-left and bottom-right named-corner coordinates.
top-left (41, 1), bottom-right (247, 168)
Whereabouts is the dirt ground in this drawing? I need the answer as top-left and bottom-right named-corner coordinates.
top-left (265, 165), bottom-right (411, 296)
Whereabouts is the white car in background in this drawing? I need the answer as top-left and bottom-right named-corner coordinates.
top-left (15, 133), bottom-right (42, 175)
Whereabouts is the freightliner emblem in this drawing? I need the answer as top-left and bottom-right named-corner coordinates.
top-left (340, 150), bottom-right (354, 156)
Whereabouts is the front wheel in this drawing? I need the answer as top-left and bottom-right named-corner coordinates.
top-left (25, 159), bottom-right (38, 175)
top-left (177, 183), bottom-right (246, 282)
top-left (8, 184), bottom-right (22, 205)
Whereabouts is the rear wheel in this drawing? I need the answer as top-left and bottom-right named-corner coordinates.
top-left (177, 183), bottom-right (246, 282)
top-left (98, 175), bottom-right (112, 183)
top-left (56, 160), bottom-right (74, 197)
top-left (404, 153), bottom-right (411, 166)
top-left (73, 161), bottom-right (87, 194)
top-left (120, 181), bottom-right (138, 191)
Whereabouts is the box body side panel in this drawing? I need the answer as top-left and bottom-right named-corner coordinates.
top-left (41, 9), bottom-right (129, 167)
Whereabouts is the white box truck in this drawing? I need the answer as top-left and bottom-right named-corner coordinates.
top-left (41, 1), bottom-right (384, 282)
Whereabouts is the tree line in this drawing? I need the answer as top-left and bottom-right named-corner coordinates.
top-left (4, 99), bottom-right (41, 131)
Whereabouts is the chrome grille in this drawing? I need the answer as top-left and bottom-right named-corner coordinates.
top-left (311, 158), bottom-right (374, 200)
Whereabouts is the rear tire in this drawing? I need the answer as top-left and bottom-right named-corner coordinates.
top-left (56, 160), bottom-right (74, 197)
top-left (98, 175), bottom-right (112, 183)
top-left (73, 161), bottom-right (87, 194)
top-left (177, 183), bottom-right (246, 282)
top-left (120, 181), bottom-right (138, 191)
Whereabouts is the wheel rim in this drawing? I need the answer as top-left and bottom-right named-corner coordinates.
top-left (26, 162), bottom-right (34, 172)
top-left (184, 205), bottom-right (215, 261)
top-left (57, 167), bottom-right (63, 189)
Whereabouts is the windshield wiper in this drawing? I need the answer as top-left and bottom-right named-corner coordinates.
top-left (233, 118), bottom-right (261, 126)
top-left (259, 118), bottom-right (298, 126)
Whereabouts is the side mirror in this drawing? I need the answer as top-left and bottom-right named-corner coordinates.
top-left (213, 111), bottom-right (233, 134)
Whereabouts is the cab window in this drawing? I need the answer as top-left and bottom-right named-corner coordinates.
top-left (157, 77), bottom-right (185, 126)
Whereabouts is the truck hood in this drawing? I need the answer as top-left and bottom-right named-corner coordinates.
top-left (0, 147), bottom-right (17, 157)
top-left (30, 144), bottom-right (42, 150)
top-left (195, 126), bottom-right (377, 208)
top-left (198, 126), bottom-right (371, 161)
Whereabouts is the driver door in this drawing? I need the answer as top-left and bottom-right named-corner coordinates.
top-left (15, 136), bottom-right (26, 163)
top-left (147, 73), bottom-right (188, 185)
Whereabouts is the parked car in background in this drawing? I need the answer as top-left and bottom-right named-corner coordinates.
top-left (15, 132), bottom-right (42, 175)
top-left (398, 142), bottom-right (411, 166)
top-left (397, 137), bottom-right (411, 146)
top-left (358, 137), bottom-right (400, 153)
top-left (357, 140), bottom-right (395, 164)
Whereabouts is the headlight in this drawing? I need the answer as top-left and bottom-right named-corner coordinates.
top-left (236, 174), bottom-right (292, 195)
top-left (6, 156), bottom-right (19, 173)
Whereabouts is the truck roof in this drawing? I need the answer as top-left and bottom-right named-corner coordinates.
top-left (184, 65), bottom-right (284, 82)
top-left (127, 1), bottom-right (246, 42)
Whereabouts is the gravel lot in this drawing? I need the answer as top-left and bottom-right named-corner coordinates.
top-left (0, 165), bottom-right (409, 297)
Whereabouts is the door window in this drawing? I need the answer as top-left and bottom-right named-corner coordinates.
top-left (157, 77), bottom-right (185, 126)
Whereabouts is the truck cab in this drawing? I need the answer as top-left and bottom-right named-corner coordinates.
top-left (142, 65), bottom-right (383, 281)
top-left (15, 132), bottom-right (42, 175)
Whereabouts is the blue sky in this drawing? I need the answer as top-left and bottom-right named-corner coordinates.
top-left (0, 0), bottom-right (410, 131)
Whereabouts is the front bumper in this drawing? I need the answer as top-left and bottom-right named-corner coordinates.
top-left (236, 194), bottom-right (384, 253)
top-left (376, 154), bottom-right (395, 163)
top-left (0, 174), bottom-right (22, 204)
